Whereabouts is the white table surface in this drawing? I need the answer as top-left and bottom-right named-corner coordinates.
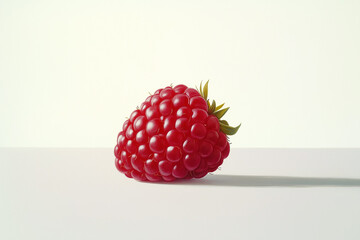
top-left (1, 148), bottom-right (360, 240)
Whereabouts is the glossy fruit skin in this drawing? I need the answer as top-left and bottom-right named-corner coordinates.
top-left (114, 84), bottom-right (230, 182)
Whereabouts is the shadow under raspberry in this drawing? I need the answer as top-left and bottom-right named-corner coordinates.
top-left (157, 174), bottom-right (360, 187)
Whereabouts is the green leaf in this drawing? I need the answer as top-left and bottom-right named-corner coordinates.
top-left (219, 119), bottom-right (229, 125)
top-left (219, 122), bottom-right (241, 135)
top-left (203, 80), bottom-right (209, 100)
top-left (215, 103), bottom-right (225, 111)
top-left (196, 79), bottom-right (241, 136)
top-left (209, 100), bottom-right (216, 113)
top-left (214, 107), bottom-right (229, 119)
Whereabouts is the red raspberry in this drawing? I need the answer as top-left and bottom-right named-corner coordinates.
top-left (114, 81), bottom-right (240, 182)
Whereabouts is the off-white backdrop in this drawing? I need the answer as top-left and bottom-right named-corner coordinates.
top-left (1, 0), bottom-right (359, 148)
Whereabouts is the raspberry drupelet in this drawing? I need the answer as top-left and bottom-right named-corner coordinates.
top-left (114, 81), bottom-right (240, 182)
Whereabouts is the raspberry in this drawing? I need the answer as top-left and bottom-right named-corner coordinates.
top-left (114, 81), bottom-right (240, 182)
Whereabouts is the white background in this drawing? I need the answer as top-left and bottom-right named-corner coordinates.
top-left (1, 0), bottom-right (360, 148)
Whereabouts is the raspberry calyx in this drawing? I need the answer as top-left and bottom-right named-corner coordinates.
top-left (197, 80), bottom-right (241, 136)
